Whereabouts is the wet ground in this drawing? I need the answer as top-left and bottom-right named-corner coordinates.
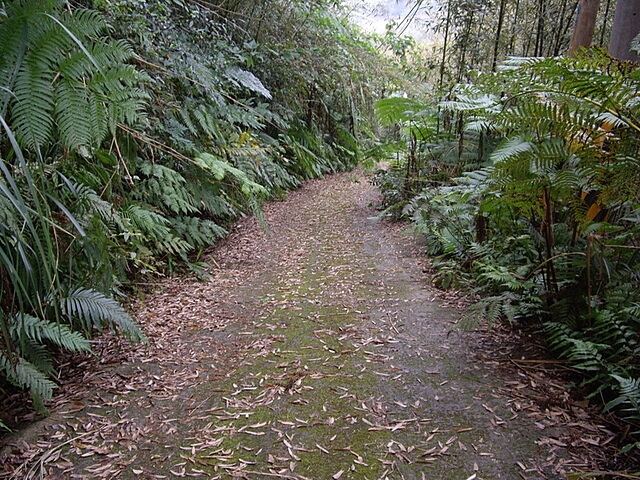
top-left (1, 172), bottom-right (601, 479)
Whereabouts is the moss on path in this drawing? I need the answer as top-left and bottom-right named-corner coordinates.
top-left (2, 172), bottom-right (579, 479)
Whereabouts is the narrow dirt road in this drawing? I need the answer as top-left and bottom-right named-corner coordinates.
top-left (2, 172), bottom-right (607, 479)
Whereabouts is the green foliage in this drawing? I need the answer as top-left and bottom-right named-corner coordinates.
top-left (59, 288), bottom-right (144, 341)
top-left (375, 97), bottom-right (430, 126)
top-left (0, 0), bottom-right (149, 410)
top-left (0, 0), bottom-right (148, 152)
top-left (1, 0), bottom-right (391, 415)
top-left (0, 143), bottom-right (144, 408)
top-left (375, 49), bottom-right (640, 439)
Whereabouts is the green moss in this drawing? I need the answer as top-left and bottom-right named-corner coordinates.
top-left (181, 244), bottom-right (410, 477)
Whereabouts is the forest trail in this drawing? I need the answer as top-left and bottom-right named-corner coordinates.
top-left (2, 172), bottom-right (601, 479)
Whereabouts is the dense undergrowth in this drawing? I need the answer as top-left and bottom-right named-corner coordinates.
top-left (0, 0), bottom-right (395, 422)
top-left (373, 48), bottom-right (640, 452)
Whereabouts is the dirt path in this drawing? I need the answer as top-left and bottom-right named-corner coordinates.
top-left (1, 172), bottom-right (610, 479)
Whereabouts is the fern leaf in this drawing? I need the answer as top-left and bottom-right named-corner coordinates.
top-left (374, 97), bottom-right (429, 126)
top-left (12, 63), bottom-right (54, 150)
top-left (169, 216), bottom-right (227, 248)
top-left (55, 78), bottom-right (93, 150)
top-left (59, 288), bottom-right (145, 341)
top-left (0, 353), bottom-right (57, 401)
top-left (490, 137), bottom-right (532, 164)
top-left (606, 375), bottom-right (640, 419)
top-left (225, 67), bottom-right (272, 99)
top-left (18, 340), bottom-right (54, 377)
top-left (12, 313), bottom-right (91, 353)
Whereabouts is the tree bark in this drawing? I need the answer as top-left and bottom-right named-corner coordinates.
top-left (599, 0), bottom-right (612, 46)
top-left (438, 0), bottom-right (452, 92)
top-left (568, 0), bottom-right (600, 55)
top-left (535, 0), bottom-right (546, 56)
top-left (492, 0), bottom-right (507, 71)
top-left (608, 0), bottom-right (640, 61)
top-left (508, 0), bottom-right (521, 54)
top-left (552, 0), bottom-right (573, 55)
top-left (456, 10), bottom-right (474, 82)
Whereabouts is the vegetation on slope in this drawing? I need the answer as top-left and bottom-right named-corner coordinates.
top-left (372, 0), bottom-right (640, 455)
top-left (0, 0), bottom-right (395, 420)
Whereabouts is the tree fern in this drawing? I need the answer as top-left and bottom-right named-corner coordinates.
top-left (489, 137), bottom-right (532, 164)
top-left (374, 97), bottom-right (429, 126)
top-left (382, 48), bottom-right (640, 436)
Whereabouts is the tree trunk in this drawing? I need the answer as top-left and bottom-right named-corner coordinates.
top-left (608, 0), bottom-right (640, 61)
top-left (599, 0), bottom-right (613, 46)
top-left (438, 0), bottom-right (452, 92)
top-left (436, 0), bottom-right (452, 135)
top-left (568, 0), bottom-right (600, 55)
top-left (552, 0), bottom-right (573, 55)
top-left (508, 0), bottom-right (521, 54)
top-left (492, 0), bottom-right (507, 71)
top-left (535, 0), bottom-right (546, 56)
top-left (457, 11), bottom-right (474, 82)
top-left (556, 1), bottom-right (580, 54)
top-left (456, 112), bottom-right (464, 172)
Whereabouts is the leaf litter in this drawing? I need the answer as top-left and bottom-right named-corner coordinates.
top-left (1, 171), bottom-right (634, 479)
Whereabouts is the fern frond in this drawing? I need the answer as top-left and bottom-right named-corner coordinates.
top-left (12, 313), bottom-right (91, 353)
top-left (440, 92), bottom-right (498, 112)
top-left (2, 0), bottom-right (147, 152)
top-left (60, 8), bottom-right (106, 39)
top-left (178, 106), bottom-right (199, 136)
top-left (225, 67), bottom-right (272, 99)
top-left (374, 97), bottom-right (429, 126)
top-left (58, 287), bottom-right (145, 341)
top-left (0, 353), bottom-right (57, 401)
top-left (195, 152), bottom-right (268, 197)
top-left (169, 216), bottom-right (227, 248)
top-left (55, 79), bottom-right (92, 150)
top-left (138, 162), bottom-right (199, 215)
top-left (490, 137), bottom-right (532, 164)
top-left (120, 204), bottom-right (169, 237)
top-left (18, 340), bottom-right (54, 377)
top-left (12, 61), bottom-right (55, 150)
top-left (606, 375), bottom-right (640, 419)
top-left (120, 204), bottom-right (192, 256)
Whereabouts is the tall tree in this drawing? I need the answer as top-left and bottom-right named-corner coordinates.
top-left (438, 0), bottom-right (453, 92)
top-left (534, 0), bottom-right (547, 56)
top-left (608, 0), bottom-right (640, 60)
top-left (553, 0), bottom-right (577, 55)
top-left (492, 0), bottom-right (507, 71)
top-left (598, 0), bottom-right (613, 46)
top-left (568, 0), bottom-right (600, 55)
